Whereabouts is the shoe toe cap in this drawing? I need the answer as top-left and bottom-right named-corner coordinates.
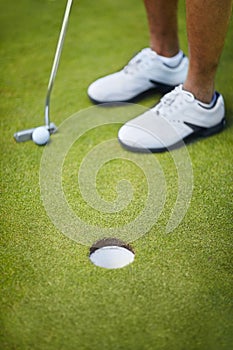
top-left (88, 73), bottom-right (129, 102)
top-left (87, 79), bottom-right (108, 103)
top-left (118, 123), bottom-right (166, 151)
top-left (88, 71), bottom-right (146, 103)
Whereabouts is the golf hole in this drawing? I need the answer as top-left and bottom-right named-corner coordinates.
top-left (89, 238), bottom-right (135, 269)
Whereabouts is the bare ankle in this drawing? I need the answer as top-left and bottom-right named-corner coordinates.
top-left (183, 82), bottom-right (215, 104)
top-left (150, 40), bottom-right (179, 57)
top-left (183, 68), bottom-right (216, 103)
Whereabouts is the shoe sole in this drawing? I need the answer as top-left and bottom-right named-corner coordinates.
top-left (88, 81), bottom-right (176, 105)
top-left (118, 117), bottom-right (226, 153)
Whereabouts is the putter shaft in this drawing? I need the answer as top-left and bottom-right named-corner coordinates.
top-left (14, 0), bottom-right (73, 142)
top-left (45, 0), bottom-right (73, 128)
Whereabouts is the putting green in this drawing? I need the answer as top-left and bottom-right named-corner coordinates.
top-left (1, 1), bottom-right (232, 349)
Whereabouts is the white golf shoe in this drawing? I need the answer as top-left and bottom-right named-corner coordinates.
top-left (88, 48), bottom-right (189, 103)
top-left (118, 85), bottom-right (225, 152)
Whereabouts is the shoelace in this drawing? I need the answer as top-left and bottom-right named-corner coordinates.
top-left (124, 48), bottom-right (157, 74)
top-left (154, 86), bottom-right (195, 119)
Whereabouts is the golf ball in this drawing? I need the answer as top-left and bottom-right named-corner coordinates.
top-left (32, 126), bottom-right (50, 146)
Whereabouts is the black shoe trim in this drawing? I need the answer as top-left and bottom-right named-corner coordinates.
top-left (118, 117), bottom-right (226, 153)
top-left (184, 117), bottom-right (225, 137)
top-left (183, 121), bottom-right (205, 133)
top-left (149, 80), bottom-right (176, 94)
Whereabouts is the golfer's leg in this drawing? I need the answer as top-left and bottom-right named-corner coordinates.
top-left (184, 0), bottom-right (233, 103)
top-left (144, 0), bottom-right (179, 57)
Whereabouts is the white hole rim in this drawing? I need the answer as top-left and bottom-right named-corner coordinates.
top-left (89, 245), bottom-right (135, 269)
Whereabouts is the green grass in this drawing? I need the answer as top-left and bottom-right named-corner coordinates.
top-left (1, 1), bottom-right (233, 349)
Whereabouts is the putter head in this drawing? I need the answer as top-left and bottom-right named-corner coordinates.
top-left (14, 122), bottom-right (57, 142)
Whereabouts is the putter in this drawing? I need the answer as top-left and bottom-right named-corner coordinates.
top-left (14, 0), bottom-right (73, 142)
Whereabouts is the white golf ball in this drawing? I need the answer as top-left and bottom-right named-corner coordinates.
top-left (32, 126), bottom-right (50, 146)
